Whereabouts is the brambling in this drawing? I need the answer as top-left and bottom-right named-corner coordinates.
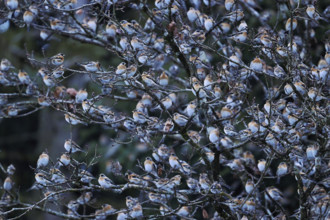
top-left (38, 67), bottom-right (49, 77)
top-left (168, 93), bottom-right (177, 104)
top-left (243, 151), bottom-right (255, 165)
top-left (243, 198), bottom-right (256, 212)
top-left (226, 10), bottom-right (244, 22)
top-left (173, 112), bottom-right (189, 127)
top-left (65, 113), bottom-right (87, 125)
top-left (284, 83), bottom-right (293, 95)
top-left (220, 22), bottom-right (231, 33)
top-left (306, 5), bottom-right (322, 20)
top-left (148, 192), bottom-right (165, 203)
top-left (78, 169), bottom-right (95, 184)
top-left (170, 174), bottom-right (182, 186)
top-left (225, 0), bottom-right (235, 11)
top-left (0, 58), bottom-right (13, 71)
top-left (105, 160), bottom-right (122, 175)
top-left (105, 22), bottom-right (116, 38)
top-left (288, 114), bottom-right (299, 126)
top-left (306, 145), bottom-right (318, 159)
top-left (83, 18), bottom-right (97, 32)
top-left (5, 0), bottom-right (18, 10)
top-left (115, 62), bottom-right (127, 75)
top-left (245, 179), bottom-right (254, 194)
top-left (23, 10), bottom-right (34, 28)
top-left (180, 161), bottom-right (195, 175)
top-left (79, 61), bottom-right (101, 72)
top-left (18, 70), bottom-right (30, 84)
top-left (232, 31), bottom-right (248, 42)
top-left (129, 204), bottom-right (143, 218)
top-left (98, 173), bottom-right (114, 188)
top-left (6, 105), bottom-right (19, 116)
top-left (43, 190), bottom-right (58, 202)
top-left (132, 110), bottom-right (148, 124)
top-left (154, 96), bottom-right (172, 111)
top-left (199, 173), bottom-right (211, 191)
top-left (117, 211), bottom-right (128, 220)
top-left (50, 53), bottom-right (64, 66)
top-left (155, 144), bottom-right (170, 160)
top-left (308, 88), bottom-right (325, 101)
top-left (126, 196), bottom-right (139, 209)
top-left (120, 20), bottom-right (135, 35)
top-left (238, 129), bottom-right (253, 141)
top-left (185, 101), bottom-right (197, 118)
top-left (226, 159), bottom-right (244, 171)
top-left (169, 153), bottom-right (181, 169)
top-left (7, 164), bottom-right (15, 175)
top-left (95, 204), bottom-right (114, 218)
top-left (248, 121), bottom-right (259, 133)
top-left (220, 105), bottom-right (234, 118)
top-left (205, 151), bottom-right (215, 163)
top-left (68, 200), bottom-right (79, 212)
top-left (59, 153), bottom-right (70, 166)
top-left (52, 65), bottom-right (64, 78)
top-left (50, 168), bottom-right (66, 183)
top-left (192, 81), bottom-right (207, 99)
top-left (224, 123), bottom-right (237, 136)
top-left (276, 162), bottom-right (288, 183)
top-left (131, 36), bottom-right (143, 50)
top-left (159, 71), bottom-right (169, 86)
top-left (187, 8), bottom-right (198, 23)
top-left (325, 52), bottom-right (330, 65)
top-left (196, 67), bottom-right (207, 80)
top-left (50, 19), bottom-right (65, 31)
top-left (187, 130), bottom-right (201, 144)
top-left (37, 152), bottom-right (49, 168)
top-left (126, 64), bottom-right (137, 78)
top-left (75, 89), bottom-right (88, 103)
top-left (119, 36), bottom-right (129, 51)
top-left (204, 17), bottom-right (214, 31)
top-left (35, 172), bottom-right (51, 185)
top-left (100, 204), bottom-right (116, 215)
top-left (3, 176), bottom-right (13, 191)
top-left (82, 100), bottom-right (97, 114)
top-left (160, 205), bottom-right (171, 216)
top-left (176, 206), bottom-right (191, 217)
top-left (203, 74), bottom-right (213, 91)
top-left (265, 186), bottom-right (286, 203)
top-left (250, 57), bottom-right (263, 72)
top-left (141, 72), bottom-right (158, 87)
top-left (187, 177), bottom-right (200, 192)
top-left (259, 34), bottom-right (272, 48)
top-left (220, 136), bottom-right (233, 148)
top-left (265, 133), bottom-right (278, 147)
top-left (0, 19), bottom-right (10, 34)
top-left (192, 29), bottom-right (206, 44)
top-left (273, 65), bottom-right (286, 78)
top-left (140, 93), bottom-right (152, 107)
top-left (0, 72), bottom-right (9, 84)
top-left (43, 75), bottom-right (56, 87)
top-left (285, 18), bottom-right (297, 32)
top-left (209, 181), bottom-right (222, 194)
top-left (144, 157), bottom-right (158, 176)
top-left (135, 101), bottom-right (147, 115)
top-left (127, 173), bottom-right (146, 186)
top-left (293, 81), bottom-right (306, 95)
top-left (64, 139), bottom-right (84, 153)
top-left (40, 30), bottom-right (50, 40)
top-left (209, 128), bottom-right (220, 144)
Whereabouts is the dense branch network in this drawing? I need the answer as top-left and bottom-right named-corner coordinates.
top-left (0, 0), bottom-right (329, 219)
